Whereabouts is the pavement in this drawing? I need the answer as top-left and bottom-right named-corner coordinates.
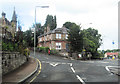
top-left (2, 56), bottom-right (38, 83)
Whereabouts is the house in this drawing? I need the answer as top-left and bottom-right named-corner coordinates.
top-left (104, 52), bottom-right (118, 59)
top-left (0, 8), bottom-right (17, 39)
top-left (38, 26), bottom-right (69, 53)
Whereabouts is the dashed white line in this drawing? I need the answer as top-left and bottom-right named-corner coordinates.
top-left (76, 75), bottom-right (85, 84)
top-left (61, 63), bottom-right (66, 64)
top-left (70, 63), bottom-right (72, 67)
top-left (71, 67), bottom-right (75, 73)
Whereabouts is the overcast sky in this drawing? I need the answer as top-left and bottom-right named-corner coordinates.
top-left (0, 0), bottom-right (119, 50)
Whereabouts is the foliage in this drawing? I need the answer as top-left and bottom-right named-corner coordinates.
top-left (2, 42), bottom-right (8, 51)
top-left (118, 53), bottom-right (120, 59)
top-left (63, 22), bottom-right (82, 52)
top-left (38, 47), bottom-right (50, 53)
top-left (44, 15), bottom-right (57, 30)
top-left (63, 22), bottom-right (73, 29)
top-left (104, 49), bottom-right (120, 53)
top-left (23, 29), bottom-right (34, 47)
top-left (50, 49), bottom-right (58, 55)
top-left (92, 51), bottom-right (104, 59)
top-left (2, 41), bottom-right (18, 52)
top-left (80, 28), bottom-right (102, 57)
top-left (23, 48), bottom-right (30, 56)
top-left (8, 42), bottom-right (14, 51)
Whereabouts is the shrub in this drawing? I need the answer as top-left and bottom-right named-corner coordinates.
top-left (118, 53), bottom-right (120, 59)
top-left (50, 49), bottom-right (58, 55)
top-left (8, 42), bottom-right (14, 51)
top-left (24, 48), bottom-right (30, 56)
top-left (2, 42), bottom-right (8, 51)
top-left (45, 47), bottom-right (49, 53)
top-left (38, 47), bottom-right (50, 53)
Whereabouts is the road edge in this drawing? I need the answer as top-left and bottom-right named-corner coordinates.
top-left (19, 57), bottom-right (39, 83)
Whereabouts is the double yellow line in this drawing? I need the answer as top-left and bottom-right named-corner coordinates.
top-left (29, 58), bottom-right (41, 83)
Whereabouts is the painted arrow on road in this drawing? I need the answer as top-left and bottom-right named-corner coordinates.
top-left (49, 63), bottom-right (59, 67)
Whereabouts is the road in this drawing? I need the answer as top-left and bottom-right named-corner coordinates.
top-left (25, 51), bottom-right (120, 84)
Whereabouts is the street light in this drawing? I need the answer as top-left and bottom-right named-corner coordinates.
top-left (34, 6), bottom-right (49, 57)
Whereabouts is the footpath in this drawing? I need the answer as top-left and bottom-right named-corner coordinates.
top-left (2, 56), bottom-right (38, 83)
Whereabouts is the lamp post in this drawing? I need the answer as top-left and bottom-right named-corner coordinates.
top-left (34, 6), bottom-right (49, 57)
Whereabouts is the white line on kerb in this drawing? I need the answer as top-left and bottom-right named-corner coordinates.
top-left (71, 67), bottom-right (75, 73)
top-left (76, 75), bottom-right (85, 84)
top-left (105, 66), bottom-right (110, 72)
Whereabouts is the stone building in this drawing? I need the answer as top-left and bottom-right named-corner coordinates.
top-left (0, 8), bottom-right (17, 39)
top-left (38, 26), bottom-right (69, 53)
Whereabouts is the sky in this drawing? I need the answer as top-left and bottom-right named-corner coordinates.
top-left (0, 0), bottom-right (119, 50)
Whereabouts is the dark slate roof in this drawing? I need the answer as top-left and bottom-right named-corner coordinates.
top-left (38, 27), bottom-right (69, 38)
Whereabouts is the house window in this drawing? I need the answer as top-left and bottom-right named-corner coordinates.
top-left (56, 42), bottom-right (61, 49)
top-left (56, 34), bottom-right (61, 39)
top-left (66, 34), bottom-right (68, 39)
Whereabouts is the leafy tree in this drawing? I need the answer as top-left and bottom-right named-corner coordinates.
top-left (63, 22), bottom-right (73, 29)
top-left (44, 15), bottom-right (57, 30)
top-left (80, 28), bottom-right (102, 57)
top-left (23, 29), bottom-right (34, 47)
top-left (32, 23), bottom-right (44, 47)
top-left (63, 22), bottom-right (82, 52)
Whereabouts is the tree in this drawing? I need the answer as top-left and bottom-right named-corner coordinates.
top-left (63, 22), bottom-right (82, 52)
top-left (80, 28), bottom-right (102, 58)
top-left (44, 15), bottom-right (57, 30)
top-left (63, 22), bottom-right (73, 29)
top-left (23, 29), bottom-right (34, 47)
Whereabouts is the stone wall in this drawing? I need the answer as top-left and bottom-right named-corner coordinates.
top-left (2, 51), bottom-right (28, 75)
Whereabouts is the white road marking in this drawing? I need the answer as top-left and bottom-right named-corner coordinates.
top-left (71, 67), bottom-right (75, 73)
top-left (98, 61), bottom-right (109, 63)
top-left (61, 63), bottom-right (66, 64)
top-left (70, 63), bottom-right (72, 67)
top-left (105, 66), bottom-right (119, 72)
top-left (80, 61), bottom-right (94, 63)
top-left (76, 75), bottom-right (85, 84)
top-left (105, 66), bottom-right (110, 72)
top-left (50, 63), bottom-right (59, 67)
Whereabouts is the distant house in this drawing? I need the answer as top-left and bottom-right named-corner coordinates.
top-left (104, 52), bottom-right (118, 58)
top-left (38, 26), bottom-right (69, 53)
top-left (0, 8), bottom-right (17, 39)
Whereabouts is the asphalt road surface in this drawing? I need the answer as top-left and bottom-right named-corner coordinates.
top-left (25, 51), bottom-right (120, 84)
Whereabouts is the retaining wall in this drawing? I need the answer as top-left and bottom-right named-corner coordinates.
top-left (2, 51), bottom-right (27, 75)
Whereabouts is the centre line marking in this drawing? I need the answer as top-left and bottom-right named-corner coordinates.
top-left (71, 67), bottom-right (75, 73)
top-left (76, 75), bottom-right (85, 84)
top-left (70, 63), bottom-right (72, 67)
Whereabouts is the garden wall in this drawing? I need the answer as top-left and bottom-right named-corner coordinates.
top-left (2, 51), bottom-right (28, 75)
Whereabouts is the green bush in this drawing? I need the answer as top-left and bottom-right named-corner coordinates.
top-left (14, 43), bottom-right (18, 51)
top-left (8, 42), bottom-right (14, 51)
top-left (2, 42), bottom-right (8, 51)
top-left (45, 47), bottom-right (49, 53)
top-left (50, 49), bottom-right (58, 55)
top-left (38, 47), bottom-right (50, 53)
top-left (24, 48), bottom-right (30, 56)
top-left (118, 53), bottom-right (120, 59)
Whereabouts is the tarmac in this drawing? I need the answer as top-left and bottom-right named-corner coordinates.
top-left (2, 56), bottom-right (38, 83)
top-left (1, 56), bottom-right (120, 83)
